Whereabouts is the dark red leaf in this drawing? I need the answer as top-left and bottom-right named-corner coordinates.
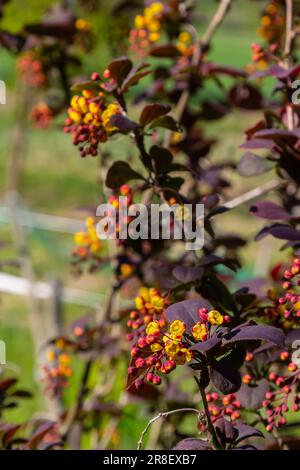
top-left (150, 44), bottom-right (181, 58)
top-left (108, 57), bottom-right (133, 86)
top-left (139, 104), bottom-right (171, 127)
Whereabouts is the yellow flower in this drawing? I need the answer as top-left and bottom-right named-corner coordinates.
top-left (149, 32), bottom-right (160, 43)
top-left (149, 2), bottom-right (164, 15)
top-left (165, 339), bottom-right (180, 358)
top-left (68, 109), bottom-right (82, 124)
top-left (89, 102), bottom-right (100, 115)
top-left (169, 320), bottom-right (186, 338)
top-left (146, 321), bottom-right (160, 336)
top-left (191, 322), bottom-right (207, 342)
top-left (78, 96), bottom-right (88, 113)
top-left (174, 347), bottom-right (192, 365)
top-left (134, 14), bottom-right (145, 28)
top-left (139, 287), bottom-right (150, 302)
top-left (75, 18), bottom-right (91, 31)
top-left (47, 350), bottom-right (56, 361)
top-left (102, 103), bottom-right (121, 132)
top-left (90, 240), bottom-right (102, 253)
top-left (148, 19), bottom-right (160, 32)
top-left (151, 342), bottom-right (163, 352)
top-left (120, 263), bottom-right (134, 277)
top-left (59, 353), bottom-right (71, 366)
top-left (82, 89), bottom-right (94, 99)
top-left (70, 95), bottom-right (81, 112)
top-left (178, 31), bottom-right (191, 43)
top-left (261, 15), bottom-right (271, 26)
top-left (74, 232), bottom-right (89, 246)
top-left (208, 310), bottom-right (224, 326)
top-left (151, 295), bottom-right (165, 311)
top-left (135, 296), bottom-right (144, 311)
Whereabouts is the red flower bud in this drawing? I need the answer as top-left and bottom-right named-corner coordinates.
top-left (91, 72), bottom-right (100, 81)
top-left (152, 375), bottom-right (161, 385)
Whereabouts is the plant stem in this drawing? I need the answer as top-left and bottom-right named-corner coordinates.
top-left (194, 376), bottom-right (221, 449)
top-left (137, 408), bottom-right (201, 450)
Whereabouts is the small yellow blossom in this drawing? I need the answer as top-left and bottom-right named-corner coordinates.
top-left (146, 321), bottom-right (160, 335)
top-left (169, 320), bottom-right (186, 338)
top-left (191, 322), bottom-right (207, 342)
top-left (208, 310), bottom-right (224, 326)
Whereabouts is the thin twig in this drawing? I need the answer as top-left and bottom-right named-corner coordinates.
top-left (284, 0), bottom-right (294, 58)
top-left (137, 408), bottom-right (201, 450)
top-left (164, 0), bottom-right (233, 148)
top-left (200, 0), bottom-right (232, 51)
top-left (61, 359), bottom-right (93, 440)
top-left (222, 179), bottom-right (282, 211)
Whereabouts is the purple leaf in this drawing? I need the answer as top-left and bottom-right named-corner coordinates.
top-left (236, 379), bottom-right (269, 409)
top-left (237, 152), bottom-right (273, 177)
top-left (209, 359), bottom-right (242, 394)
top-left (233, 423), bottom-right (264, 444)
top-left (240, 139), bottom-right (277, 151)
top-left (191, 336), bottom-right (222, 353)
top-left (165, 300), bottom-right (211, 333)
top-left (286, 328), bottom-right (300, 345)
top-left (110, 114), bottom-right (140, 132)
top-left (223, 324), bottom-right (285, 348)
top-left (172, 266), bottom-right (203, 284)
top-left (172, 438), bottom-right (211, 450)
top-left (250, 201), bottom-right (291, 221)
top-left (215, 418), bottom-right (236, 445)
top-left (256, 224), bottom-right (300, 242)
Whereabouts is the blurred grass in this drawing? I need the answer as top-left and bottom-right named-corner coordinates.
top-left (0, 0), bottom-right (292, 446)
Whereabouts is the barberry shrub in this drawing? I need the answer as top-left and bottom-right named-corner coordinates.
top-left (2, 0), bottom-right (300, 451)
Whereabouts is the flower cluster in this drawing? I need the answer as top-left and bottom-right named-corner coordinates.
top-left (176, 31), bottom-right (194, 57)
top-left (191, 308), bottom-right (230, 342)
top-left (73, 217), bottom-right (103, 259)
top-left (17, 51), bottom-right (47, 87)
top-left (126, 287), bottom-right (169, 340)
top-left (106, 184), bottom-right (136, 246)
top-left (42, 340), bottom-right (72, 397)
top-left (266, 258), bottom-right (300, 330)
top-left (263, 360), bottom-right (300, 432)
top-left (128, 318), bottom-right (192, 389)
top-left (249, 42), bottom-right (279, 71)
top-left (129, 1), bottom-right (165, 55)
top-left (258, 0), bottom-right (285, 44)
top-left (64, 78), bottom-right (122, 157)
top-left (206, 392), bottom-right (242, 423)
top-left (31, 102), bottom-right (53, 129)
